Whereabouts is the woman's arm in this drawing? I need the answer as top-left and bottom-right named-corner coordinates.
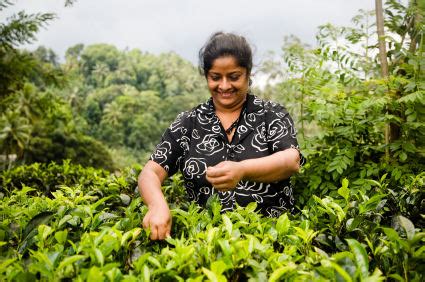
top-left (138, 160), bottom-right (171, 240)
top-left (206, 148), bottom-right (300, 191)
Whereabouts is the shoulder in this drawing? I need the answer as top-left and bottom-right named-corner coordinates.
top-left (265, 100), bottom-right (287, 113)
top-left (248, 94), bottom-right (289, 116)
top-left (169, 99), bottom-right (209, 131)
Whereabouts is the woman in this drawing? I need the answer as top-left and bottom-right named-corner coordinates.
top-left (139, 32), bottom-right (304, 240)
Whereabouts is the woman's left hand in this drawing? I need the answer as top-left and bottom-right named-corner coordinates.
top-left (206, 161), bottom-right (244, 191)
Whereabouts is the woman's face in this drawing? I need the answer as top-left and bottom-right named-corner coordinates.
top-left (206, 56), bottom-right (249, 111)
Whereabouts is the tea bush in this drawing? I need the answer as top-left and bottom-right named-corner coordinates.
top-left (0, 163), bottom-right (423, 281)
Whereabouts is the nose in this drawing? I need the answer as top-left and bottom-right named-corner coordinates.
top-left (218, 77), bottom-right (231, 91)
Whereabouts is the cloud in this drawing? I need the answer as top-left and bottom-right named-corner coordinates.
top-left (3, 0), bottom-right (374, 64)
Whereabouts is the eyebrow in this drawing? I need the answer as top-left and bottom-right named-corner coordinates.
top-left (208, 71), bottom-right (244, 75)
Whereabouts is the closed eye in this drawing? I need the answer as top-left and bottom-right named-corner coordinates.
top-left (209, 74), bottom-right (221, 81)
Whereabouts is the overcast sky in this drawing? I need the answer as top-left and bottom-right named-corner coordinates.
top-left (3, 0), bottom-right (375, 65)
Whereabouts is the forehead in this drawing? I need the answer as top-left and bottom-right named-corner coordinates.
top-left (209, 56), bottom-right (246, 73)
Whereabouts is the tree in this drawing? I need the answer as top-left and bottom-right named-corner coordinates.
top-left (0, 110), bottom-right (31, 168)
top-left (80, 44), bottom-right (120, 86)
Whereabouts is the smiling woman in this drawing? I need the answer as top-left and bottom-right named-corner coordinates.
top-left (138, 32), bottom-right (305, 240)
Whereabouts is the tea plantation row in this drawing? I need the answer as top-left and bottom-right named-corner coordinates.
top-left (0, 161), bottom-right (423, 281)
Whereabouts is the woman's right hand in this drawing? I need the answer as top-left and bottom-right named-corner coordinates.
top-left (142, 203), bottom-right (172, 240)
top-left (138, 160), bottom-right (171, 240)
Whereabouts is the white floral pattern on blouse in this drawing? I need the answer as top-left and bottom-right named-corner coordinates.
top-left (150, 94), bottom-right (305, 217)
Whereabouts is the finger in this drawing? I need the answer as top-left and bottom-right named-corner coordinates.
top-left (150, 225), bottom-right (159, 240)
top-left (157, 224), bottom-right (169, 240)
top-left (207, 167), bottom-right (228, 178)
top-left (214, 162), bottom-right (227, 168)
top-left (208, 175), bottom-right (231, 186)
top-left (142, 214), bottom-right (149, 229)
top-left (206, 167), bottom-right (220, 177)
top-left (212, 183), bottom-right (234, 191)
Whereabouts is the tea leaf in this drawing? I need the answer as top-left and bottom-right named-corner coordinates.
top-left (346, 239), bottom-right (368, 279)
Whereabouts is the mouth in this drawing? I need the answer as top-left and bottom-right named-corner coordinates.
top-left (216, 90), bottom-right (236, 98)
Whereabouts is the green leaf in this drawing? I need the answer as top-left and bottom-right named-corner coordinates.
top-left (0, 258), bottom-right (17, 271)
top-left (54, 230), bottom-right (68, 244)
top-left (22, 211), bottom-right (54, 239)
top-left (202, 267), bottom-right (225, 282)
top-left (399, 152), bottom-right (407, 162)
top-left (147, 256), bottom-right (161, 268)
top-left (397, 90), bottom-right (424, 104)
top-left (338, 178), bottom-right (350, 202)
top-left (38, 224), bottom-right (53, 242)
top-left (382, 227), bottom-right (400, 241)
top-left (346, 239), bottom-right (369, 279)
top-left (210, 260), bottom-right (228, 275)
top-left (222, 215), bottom-right (232, 236)
top-left (95, 248), bottom-right (104, 266)
top-left (410, 232), bottom-right (425, 246)
top-left (18, 212), bottom-right (53, 254)
top-left (121, 228), bottom-right (142, 246)
top-left (276, 213), bottom-right (290, 235)
top-left (363, 268), bottom-right (385, 282)
top-left (87, 266), bottom-right (104, 281)
top-left (414, 245), bottom-right (425, 258)
top-left (392, 215), bottom-right (415, 240)
top-left (218, 239), bottom-right (232, 257)
top-left (269, 262), bottom-right (297, 282)
top-left (387, 274), bottom-right (404, 281)
top-left (143, 264), bottom-right (150, 281)
top-left (56, 255), bottom-right (86, 271)
top-left (329, 261), bottom-right (353, 282)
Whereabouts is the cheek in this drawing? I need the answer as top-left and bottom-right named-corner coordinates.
top-left (236, 81), bottom-right (249, 92)
top-left (207, 81), bottom-right (217, 91)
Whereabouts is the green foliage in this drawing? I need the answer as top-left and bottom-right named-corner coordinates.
top-left (0, 2), bottom-right (114, 169)
top-left (261, 1), bottom-right (425, 209)
top-left (0, 163), bottom-right (423, 280)
top-left (0, 8), bottom-right (55, 50)
top-left (1, 160), bottom-right (110, 195)
top-left (0, 1), bottom-right (58, 99)
top-left (63, 47), bottom-right (210, 167)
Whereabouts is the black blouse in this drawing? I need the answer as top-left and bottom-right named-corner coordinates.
top-left (150, 94), bottom-right (304, 217)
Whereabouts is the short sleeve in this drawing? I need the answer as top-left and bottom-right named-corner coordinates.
top-left (150, 111), bottom-right (191, 176)
top-left (265, 102), bottom-right (306, 165)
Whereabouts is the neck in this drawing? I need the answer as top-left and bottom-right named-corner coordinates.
top-left (213, 95), bottom-right (247, 115)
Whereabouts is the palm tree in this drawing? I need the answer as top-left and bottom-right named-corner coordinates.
top-left (0, 110), bottom-right (31, 168)
top-left (102, 101), bottom-right (122, 127)
top-left (92, 62), bottom-right (109, 88)
top-left (15, 83), bottom-right (41, 122)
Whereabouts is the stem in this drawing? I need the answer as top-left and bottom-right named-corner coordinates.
top-left (375, 0), bottom-right (390, 162)
top-left (301, 74), bottom-right (305, 140)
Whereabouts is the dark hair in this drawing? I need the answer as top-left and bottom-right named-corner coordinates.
top-left (198, 32), bottom-right (253, 77)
